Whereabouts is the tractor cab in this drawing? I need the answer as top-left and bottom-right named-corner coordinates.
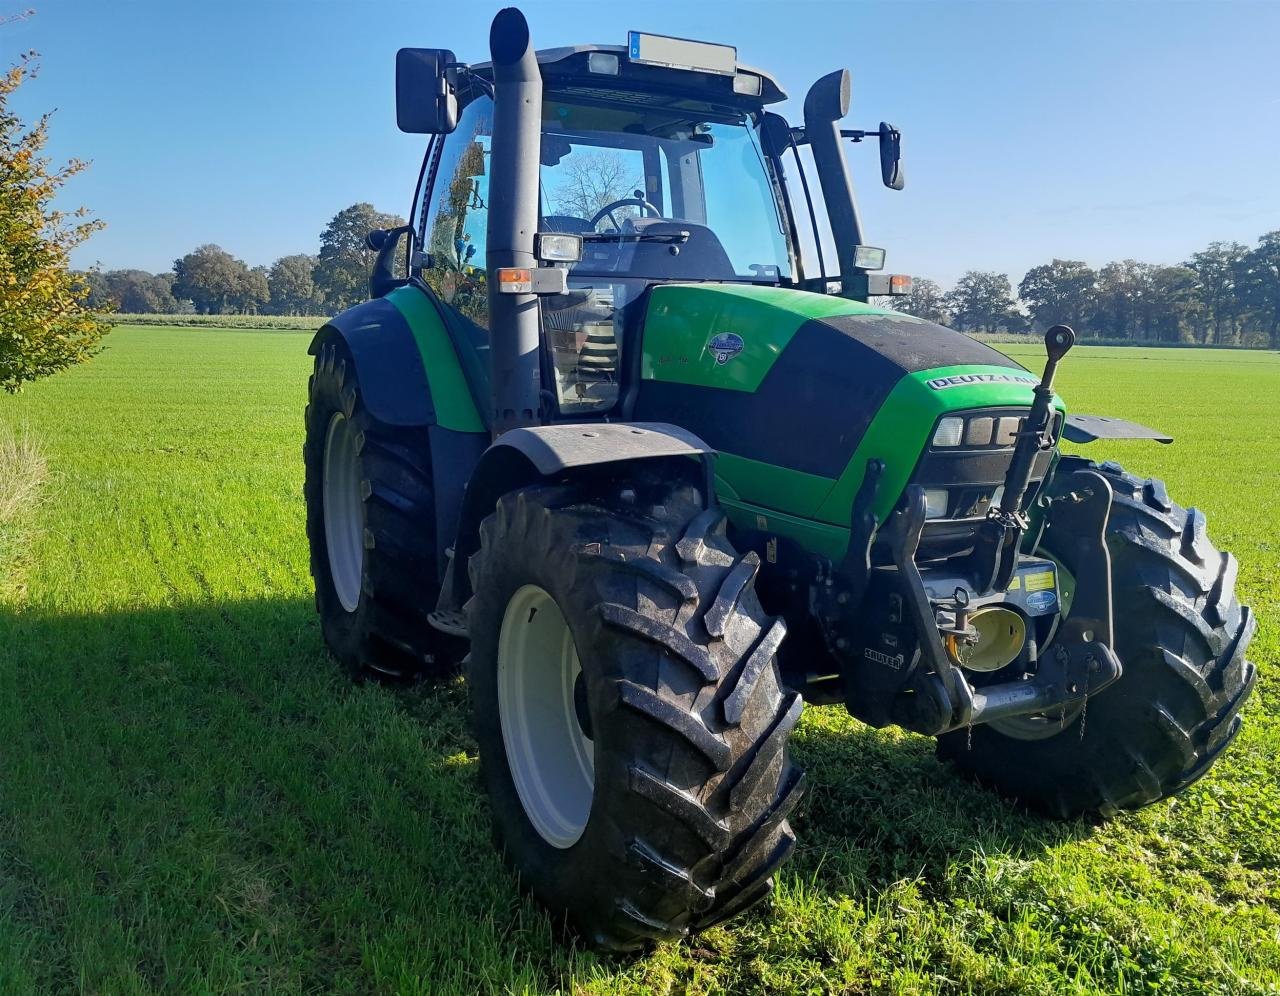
top-left (397, 32), bottom-right (907, 422)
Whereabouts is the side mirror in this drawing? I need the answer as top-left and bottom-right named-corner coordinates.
top-left (368, 225), bottom-right (416, 299)
top-left (396, 48), bottom-right (459, 134)
top-left (879, 122), bottom-right (904, 190)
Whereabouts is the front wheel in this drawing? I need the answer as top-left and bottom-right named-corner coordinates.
top-left (939, 459), bottom-right (1257, 818)
top-left (466, 478), bottom-right (804, 949)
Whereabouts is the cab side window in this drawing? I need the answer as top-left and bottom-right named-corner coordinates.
top-left (420, 96), bottom-right (494, 330)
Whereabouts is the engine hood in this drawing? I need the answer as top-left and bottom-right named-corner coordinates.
top-left (634, 283), bottom-right (1062, 526)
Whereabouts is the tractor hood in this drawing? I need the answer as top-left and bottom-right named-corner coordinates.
top-left (633, 283), bottom-right (1062, 534)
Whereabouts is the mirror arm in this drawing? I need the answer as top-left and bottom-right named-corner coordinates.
top-left (840, 128), bottom-right (896, 143)
top-left (369, 224), bottom-right (416, 299)
top-left (447, 63), bottom-right (494, 98)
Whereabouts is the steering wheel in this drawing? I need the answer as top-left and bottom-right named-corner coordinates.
top-left (590, 192), bottom-right (662, 232)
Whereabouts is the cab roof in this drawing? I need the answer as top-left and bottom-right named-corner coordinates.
top-left (469, 45), bottom-right (787, 106)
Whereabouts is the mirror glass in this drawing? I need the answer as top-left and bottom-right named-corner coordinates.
top-left (396, 48), bottom-right (459, 135)
top-left (879, 122), bottom-right (904, 190)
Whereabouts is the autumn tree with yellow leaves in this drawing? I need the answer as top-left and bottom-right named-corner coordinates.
top-left (1, 30), bottom-right (107, 392)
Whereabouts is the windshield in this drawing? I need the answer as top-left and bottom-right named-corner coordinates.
top-left (538, 95), bottom-right (793, 283)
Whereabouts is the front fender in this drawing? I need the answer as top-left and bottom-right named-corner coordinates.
top-left (1062, 414), bottom-right (1172, 445)
top-left (446, 423), bottom-right (716, 609)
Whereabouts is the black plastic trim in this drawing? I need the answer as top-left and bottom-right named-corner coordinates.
top-left (309, 298), bottom-right (434, 427)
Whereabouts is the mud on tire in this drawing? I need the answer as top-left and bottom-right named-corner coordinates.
top-left (466, 476), bottom-right (805, 949)
top-left (939, 458), bottom-right (1257, 818)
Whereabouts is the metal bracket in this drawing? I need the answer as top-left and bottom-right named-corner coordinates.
top-left (1039, 468), bottom-right (1115, 649)
top-left (964, 639), bottom-right (1121, 729)
top-left (889, 485), bottom-right (974, 729)
top-left (837, 459), bottom-right (883, 589)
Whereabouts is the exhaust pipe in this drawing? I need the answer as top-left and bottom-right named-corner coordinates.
top-left (486, 7), bottom-right (543, 435)
top-left (803, 69), bottom-right (865, 295)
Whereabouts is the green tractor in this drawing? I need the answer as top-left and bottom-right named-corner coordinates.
top-left (303, 8), bottom-right (1257, 949)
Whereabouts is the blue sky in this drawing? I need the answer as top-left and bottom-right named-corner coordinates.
top-left (10, 0), bottom-right (1280, 287)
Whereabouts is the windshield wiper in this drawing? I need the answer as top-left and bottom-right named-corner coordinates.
top-left (580, 230), bottom-right (691, 245)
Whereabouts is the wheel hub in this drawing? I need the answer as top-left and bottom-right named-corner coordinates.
top-left (322, 412), bottom-right (365, 613)
top-left (497, 584), bottom-right (595, 848)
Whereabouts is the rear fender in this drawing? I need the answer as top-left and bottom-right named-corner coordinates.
top-left (309, 298), bottom-right (435, 427)
top-left (310, 295), bottom-right (489, 582)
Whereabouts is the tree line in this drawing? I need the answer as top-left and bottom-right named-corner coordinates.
top-left (895, 230), bottom-right (1280, 348)
top-left (79, 203), bottom-right (404, 317)
top-left (80, 209), bottom-right (1280, 349)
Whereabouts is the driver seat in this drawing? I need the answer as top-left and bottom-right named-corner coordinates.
top-left (542, 215), bottom-right (594, 235)
top-left (624, 219), bottom-right (737, 280)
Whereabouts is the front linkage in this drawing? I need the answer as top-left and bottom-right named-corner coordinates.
top-left (817, 326), bottom-right (1123, 737)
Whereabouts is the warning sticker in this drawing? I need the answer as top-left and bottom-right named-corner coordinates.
top-left (1024, 570), bottom-right (1055, 592)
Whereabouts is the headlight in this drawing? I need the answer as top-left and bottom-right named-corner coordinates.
top-left (930, 410), bottom-right (1055, 450)
top-left (994, 416), bottom-right (1023, 446)
top-left (964, 416), bottom-right (994, 445)
top-left (931, 417), bottom-right (964, 447)
top-left (923, 488), bottom-right (949, 519)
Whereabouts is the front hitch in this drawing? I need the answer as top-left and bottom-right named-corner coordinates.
top-left (868, 471), bottom-right (1122, 737)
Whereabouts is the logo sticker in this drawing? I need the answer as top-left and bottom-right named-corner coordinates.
top-left (864, 646), bottom-right (906, 670)
top-left (707, 332), bottom-right (744, 365)
top-left (1026, 589), bottom-right (1058, 614)
top-left (926, 372), bottom-right (1038, 391)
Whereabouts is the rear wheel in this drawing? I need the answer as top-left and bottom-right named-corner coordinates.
top-left (304, 338), bottom-right (458, 680)
top-left (467, 478), bottom-right (805, 949)
top-left (939, 459), bottom-right (1257, 817)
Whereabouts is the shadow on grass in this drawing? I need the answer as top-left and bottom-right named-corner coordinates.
top-left (786, 711), bottom-right (1094, 901)
top-left (0, 595), bottom-right (1092, 989)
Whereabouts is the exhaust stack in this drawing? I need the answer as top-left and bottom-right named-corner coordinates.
top-left (803, 70), bottom-right (866, 295)
top-left (486, 8), bottom-right (543, 435)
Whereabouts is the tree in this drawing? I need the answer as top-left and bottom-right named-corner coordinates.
top-left (547, 151), bottom-right (640, 223)
top-left (0, 48), bottom-right (108, 391)
top-left (79, 268), bottom-right (112, 310)
top-left (1092, 260), bottom-right (1147, 340)
top-left (268, 253), bottom-right (321, 314)
top-left (1186, 241), bottom-right (1250, 345)
top-left (895, 277), bottom-right (950, 325)
top-left (241, 265), bottom-right (270, 314)
top-left (1239, 231), bottom-right (1280, 349)
top-left (105, 269), bottom-right (176, 313)
top-left (313, 203), bottom-right (405, 312)
top-left (1145, 265), bottom-right (1199, 343)
top-left (172, 244), bottom-right (255, 314)
top-left (944, 271), bottom-right (1025, 332)
top-left (1018, 259), bottom-right (1096, 333)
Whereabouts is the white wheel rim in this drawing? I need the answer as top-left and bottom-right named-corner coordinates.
top-left (497, 584), bottom-right (595, 848)
top-left (322, 412), bottom-right (364, 613)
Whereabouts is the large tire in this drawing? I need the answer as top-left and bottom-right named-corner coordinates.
top-left (466, 477), bottom-right (805, 949)
top-left (939, 458), bottom-right (1257, 818)
top-left (303, 337), bottom-right (458, 680)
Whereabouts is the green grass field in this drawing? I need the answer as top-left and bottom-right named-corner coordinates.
top-left (0, 326), bottom-right (1276, 994)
